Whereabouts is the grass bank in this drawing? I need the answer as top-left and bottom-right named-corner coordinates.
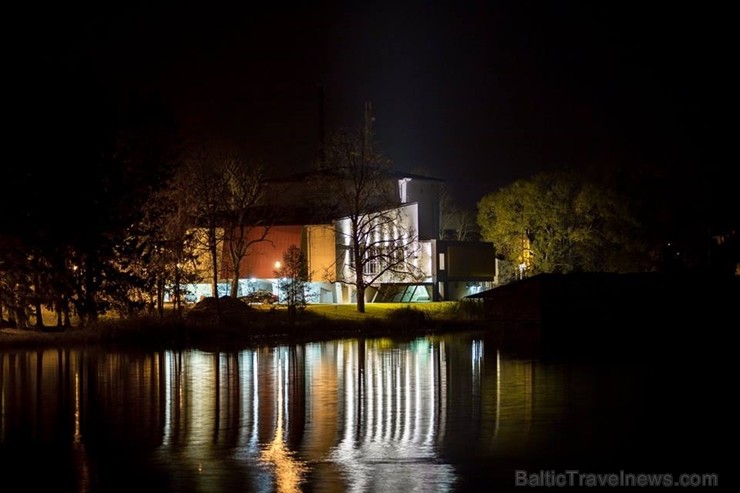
top-left (0, 301), bottom-right (488, 350)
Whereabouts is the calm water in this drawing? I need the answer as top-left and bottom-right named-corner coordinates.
top-left (0, 330), bottom-right (727, 492)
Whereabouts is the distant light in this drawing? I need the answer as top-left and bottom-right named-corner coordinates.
top-left (275, 261), bottom-right (281, 269)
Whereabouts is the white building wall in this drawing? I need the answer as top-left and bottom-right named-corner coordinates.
top-left (335, 203), bottom-right (429, 288)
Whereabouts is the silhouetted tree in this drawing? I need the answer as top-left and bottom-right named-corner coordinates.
top-left (0, 237), bottom-right (33, 329)
top-left (439, 183), bottom-right (478, 241)
top-left (134, 164), bottom-right (202, 318)
top-left (315, 128), bottom-right (424, 313)
top-left (222, 155), bottom-right (272, 298)
top-left (179, 145), bottom-right (231, 303)
top-left (4, 7), bottom-right (180, 326)
top-left (275, 245), bottom-right (310, 319)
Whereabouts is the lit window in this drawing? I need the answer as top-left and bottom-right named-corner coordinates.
top-left (398, 178), bottom-right (411, 203)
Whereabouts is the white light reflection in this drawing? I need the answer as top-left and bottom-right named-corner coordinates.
top-left (471, 339), bottom-right (483, 421)
top-left (74, 368), bottom-right (81, 442)
top-left (329, 338), bottom-right (456, 492)
top-left (73, 359), bottom-right (91, 493)
top-left (234, 349), bottom-right (260, 454)
top-left (157, 350), bottom-right (231, 491)
top-left (251, 350), bottom-right (259, 451)
top-left (162, 352), bottom-right (172, 446)
top-left (494, 349), bottom-right (501, 441)
top-left (436, 341), bottom-right (448, 448)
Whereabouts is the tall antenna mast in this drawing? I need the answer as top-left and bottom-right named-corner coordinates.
top-left (317, 84), bottom-right (326, 169)
top-left (363, 98), bottom-right (374, 157)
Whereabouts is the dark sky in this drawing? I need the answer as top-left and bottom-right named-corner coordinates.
top-left (10, 1), bottom-right (737, 211)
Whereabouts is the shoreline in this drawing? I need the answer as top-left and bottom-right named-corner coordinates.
top-left (0, 300), bottom-right (490, 351)
top-left (0, 315), bottom-right (491, 352)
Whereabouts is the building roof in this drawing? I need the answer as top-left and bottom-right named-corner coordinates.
top-left (264, 167), bottom-right (445, 184)
top-left (466, 271), bottom-right (740, 299)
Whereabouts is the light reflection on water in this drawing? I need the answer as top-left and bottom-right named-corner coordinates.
top-left (0, 332), bottom-right (726, 492)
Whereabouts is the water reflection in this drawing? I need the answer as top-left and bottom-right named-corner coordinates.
top-left (1, 333), bottom-right (717, 492)
top-left (327, 339), bottom-right (456, 492)
top-left (258, 348), bottom-right (306, 493)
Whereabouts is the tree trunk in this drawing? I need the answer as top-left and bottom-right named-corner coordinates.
top-left (352, 229), bottom-right (366, 313)
top-left (210, 230), bottom-right (219, 298)
top-left (173, 264), bottom-right (181, 318)
top-left (14, 304), bottom-right (27, 329)
top-left (34, 301), bottom-right (44, 329)
top-left (209, 226), bottom-right (222, 325)
top-left (157, 279), bottom-right (165, 318)
top-left (356, 285), bottom-right (366, 313)
top-left (82, 257), bottom-right (98, 325)
top-left (228, 241), bottom-right (241, 298)
top-left (33, 273), bottom-right (44, 329)
top-left (84, 290), bottom-right (98, 324)
top-left (230, 276), bottom-right (239, 298)
top-left (62, 300), bottom-right (71, 328)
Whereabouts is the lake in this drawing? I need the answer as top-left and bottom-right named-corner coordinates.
top-left (0, 329), bottom-right (726, 492)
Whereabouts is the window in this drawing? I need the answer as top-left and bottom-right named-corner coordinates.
top-left (398, 178), bottom-right (411, 203)
top-left (364, 258), bottom-right (380, 275)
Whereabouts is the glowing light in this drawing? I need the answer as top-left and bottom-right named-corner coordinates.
top-left (259, 349), bottom-right (306, 492)
top-left (274, 261), bottom-right (282, 269)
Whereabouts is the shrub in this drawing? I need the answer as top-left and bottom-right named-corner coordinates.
top-left (186, 296), bottom-right (254, 326)
top-left (440, 299), bottom-right (485, 321)
top-left (386, 306), bottom-right (427, 328)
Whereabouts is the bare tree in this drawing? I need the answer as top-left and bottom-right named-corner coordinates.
top-left (275, 244), bottom-right (311, 320)
top-left (439, 184), bottom-right (477, 241)
top-left (317, 129), bottom-right (424, 313)
top-left (180, 145), bottom-right (231, 301)
top-left (136, 169), bottom-right (201, 318)
top-left (0, 239), bottom-right (33, 329)
top-left (222, 156), bottom-right (271, 298)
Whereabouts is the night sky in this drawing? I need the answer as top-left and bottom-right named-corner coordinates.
top-left (8, 1), bottom-right (737, 213)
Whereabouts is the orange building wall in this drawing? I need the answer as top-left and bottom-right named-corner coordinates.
top-left (305, 224), bottom-right (336, 282)
top-left (221, 225), bottom-right (303, 279)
